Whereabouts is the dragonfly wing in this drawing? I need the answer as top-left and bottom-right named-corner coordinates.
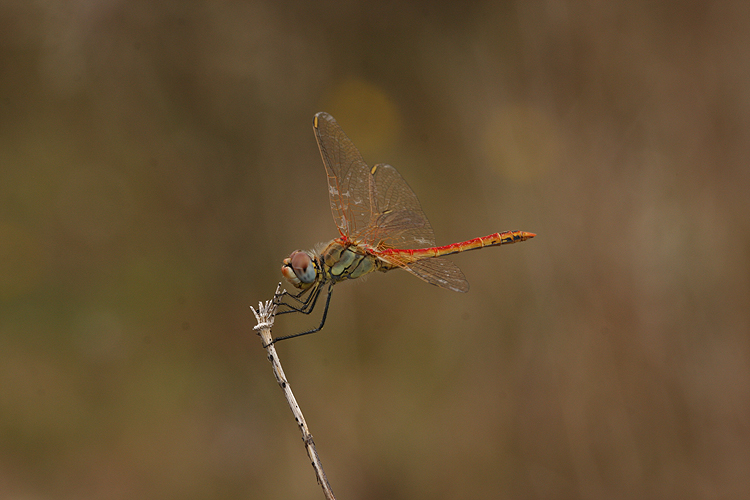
top-left (314, 114), bottom-right (437, 250)
top-left (398, 256), bottom-right (469, 293)
top-left (313, 112), bottom-right (374, 239)
top-left (356, 163), bottom-right (437, 249)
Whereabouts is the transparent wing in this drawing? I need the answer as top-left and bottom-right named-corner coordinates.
top-left (313, 113), bottom-right (469, 292)
top-left (313, 113), bottom-right (436, 249)
top-left (358, 163), bottom-right (436, 249)
top-left (313, 112), bottom-right (373, 239)
top-left (398, 256), bottom-right (469, 293)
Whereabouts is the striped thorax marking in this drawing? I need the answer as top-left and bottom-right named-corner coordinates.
top-left (320, 240), bottom-right (378, 283)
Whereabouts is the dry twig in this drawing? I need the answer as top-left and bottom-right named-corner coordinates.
top-left (252, 283), bottom-right (336, 500)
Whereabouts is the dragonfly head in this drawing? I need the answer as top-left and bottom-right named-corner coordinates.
top-left (281, 250), bottom-right (318, 289)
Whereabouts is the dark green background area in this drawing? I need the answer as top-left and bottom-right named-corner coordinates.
top-left (2, 2), bottom-right (749, 499)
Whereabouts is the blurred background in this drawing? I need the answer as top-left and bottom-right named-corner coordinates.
top-left (2, 1), bottom-right (749, 499)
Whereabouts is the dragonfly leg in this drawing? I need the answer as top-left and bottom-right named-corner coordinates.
top-left (273, 285), bottom-right (306, 305)
top-left (266, 284), bottom-right (333, 345)
top-left (275, 283), bottom-right (321, 315)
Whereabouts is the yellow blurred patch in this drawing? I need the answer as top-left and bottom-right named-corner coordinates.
top-left (319, 78), bottom-right (401, 158)
top-left (0, 222), bottom-right (48, 299)
top-left (481, 105), bottom-right (561, 183)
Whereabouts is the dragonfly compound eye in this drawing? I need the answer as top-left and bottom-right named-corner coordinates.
top-left (290, 251), bottom-right (317, 284)
top-left (282, 251), bottom-right (311, 288)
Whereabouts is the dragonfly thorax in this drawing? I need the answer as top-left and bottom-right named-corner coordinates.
top-left (319, 239), bottom-right (383, 283)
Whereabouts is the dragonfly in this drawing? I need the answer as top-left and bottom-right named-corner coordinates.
top-left (272, 112), bottom-right (535, 344)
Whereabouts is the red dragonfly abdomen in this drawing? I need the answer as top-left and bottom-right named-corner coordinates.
top-left (379, 230), bottom-right (536, 260)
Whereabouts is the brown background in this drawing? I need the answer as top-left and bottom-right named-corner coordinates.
top-left (2, 1), bottom-right (749, 499)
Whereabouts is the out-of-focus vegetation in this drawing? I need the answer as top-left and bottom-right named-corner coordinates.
top-left (2, 2), bottom-right (749, 499)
